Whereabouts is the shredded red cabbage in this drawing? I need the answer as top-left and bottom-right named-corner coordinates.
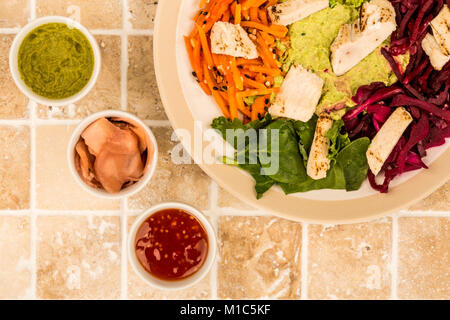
top-left (343, 0), bottom-right (450, 193)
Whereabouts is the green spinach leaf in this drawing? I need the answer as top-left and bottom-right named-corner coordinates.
top-left (335, 137), bottom-right (370, 191)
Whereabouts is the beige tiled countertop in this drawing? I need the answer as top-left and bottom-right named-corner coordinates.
top-left (0, 0), bottom-right (449, 300)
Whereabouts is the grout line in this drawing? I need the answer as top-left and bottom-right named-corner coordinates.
top-left (34, 210), bottom-right (122, 216)
top-left (120, 198), bottom-right (128, 299)
top-left (208, 208), bottom-right (271, 216)
top-left (0, 210), bottom-right (30, 216)
top-left (90, 29), bottom-right (154, 36)
top-left (35, 119), bottom-right (82, 126)
top-left (300, 223), bottom-right (308, 300)
top-left (128, 29), bottom-right (154, 36)
top-left (210, 214), bottom-right (219, 300)
top-left (120, 0), bottom-right (129, 300)
top-left (0, 28), bottom-right (154, 35)
top-left (29, 0), bottom-right (36, 20)
top-left (29, 100), bottom-right (37, 299)
top-left (120, 0), bottom-right (129, 112)
top-left (391, 216), bottom-right (398, 300)
top-left (29, 1), bottom-right (37, 300)
top-left (397, 210), bottom-right (450, 217)
top-left (0, 120), bottom-right (31, 126)
top-left (209, 181), bottom-right (220, 299)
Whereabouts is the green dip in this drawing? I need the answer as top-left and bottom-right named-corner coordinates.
top-left (18, 23), bottom-right (94, 99)
top-left (282, 4), bottom-right (408, 118)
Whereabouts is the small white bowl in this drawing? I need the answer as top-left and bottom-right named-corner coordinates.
top-left (9, 16), bottom-right (101, 106)
top-left (128, 202), bottom-right (217, 290)
top-left (67, 110), bottom-right (158, 199)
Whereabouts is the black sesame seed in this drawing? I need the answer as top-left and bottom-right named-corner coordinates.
top-left (213, 86), bottom-right (219, 91)
top-left (265, 99), bottom-right (269, 104)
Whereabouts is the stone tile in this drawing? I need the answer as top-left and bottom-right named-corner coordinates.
top-left (37, 215), bottom-right (121, 299)
top-left (409, 180), bottom-right (450, 211)
top-left (128, 126), bottom-right (211, 210)
top-left (37, 0), bottom-right (122, 29)
top-left (308, 219), bottom-right (392, 300)
top-left (126, 216), bottom-right (211, 299)
top-left (0, 0), bottom-right (29, 28)
top-left (0, 216), bottom-right (31, 299)
top-left (128, 0), bottom-right (157, 29)
top-left (128, 36), bottom-right (167, 120)
top-left (0, 126), bottom-right (30, 210)
top-left (218, 216), bottom-right (302, 299)
top-left (218, 187), bottom-right (256, 210)
top-left (36, 126), bottom-right (120, 210)
top-left (0, 35), bottom-right (28, 119)
top-left (38, 36), bottom-right (121, 119)
top-left (398, 217), bottom-right (450, 299)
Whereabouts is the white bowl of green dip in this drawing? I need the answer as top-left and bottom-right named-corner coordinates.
top-left (9, 16), bottom-right (101, 107)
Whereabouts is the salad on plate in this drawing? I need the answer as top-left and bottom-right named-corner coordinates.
top-left (184, 0), bottom-right (450, 199)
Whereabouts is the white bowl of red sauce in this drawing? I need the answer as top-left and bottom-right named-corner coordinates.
top-left (128, 202), bottom-right (216, 290)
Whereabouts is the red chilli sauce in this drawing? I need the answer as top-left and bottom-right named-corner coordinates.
top-left (134, 208), bottom-right (209, 281)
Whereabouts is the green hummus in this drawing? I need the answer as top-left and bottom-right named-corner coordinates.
top-left (18, 23), bottom-right (94, 99)
top-left (282, 4), bottom-right (407, 117)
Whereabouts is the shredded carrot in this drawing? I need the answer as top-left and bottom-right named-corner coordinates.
top-left (219, 55), bottom-right (238, 119)
top-left (185, 0), bottom-right (283, 119)
top-left (236, 58), bottom-right (262, 66)
top-left (246, 65), bottom-right (281, 76)
top-left (203, 0), bottom-right (234, 33)
top-left (249, 7), bottom-right (259, 22)
top-left (203, 60), bottom-right (231, 118)
top-left (251, 96), bottom-right (266, 121)
top-left (256, 32), bottom-right (278, 68)
top-left (196, 24), bottom-right (214, 68)
top-left (238, 87), bottom-right (280, 97)
top-left (265, 0), bottom-right (278, 8)
top-left (240, 21), bottom-right (288, 37)
top-left (191, 37), bottom-right (204, 82)
top-left (222, 8), bottom-right (231, 21)
top-left (258, 9), bottom-right (269, 25)
top-left (265, 75), bottom-right (274, 85)
top-left (230, 57), bottom-right (244, 90)
top-left (241, 6), bottom-right (250, 20)
top-left (243, 76), bottom-right (267, 89)
top-left (212, 53), bottom-right (221, 67)
top-left (228, 86), bottom-right (239, 119)
top-left (244, 0), bottom-right (267, 10)
top-left (255, 73), bottom-right (265, 83)
top-left (184, 36), bottom-right (196, 73)
top-left (190, 0), bottom-right (216, 37)
top-left (236, 93), bottom-right (252, 117)
top-left (219, 91), bottom-right (228, 101)
top-left (235, 3), bottom-right (242, 24)
top-left (241, 69), bottom-right (259, 79)
top-left (199, 80), bottom-right (212, 95)
top-left (260, 31), bottom-right (274, 45)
